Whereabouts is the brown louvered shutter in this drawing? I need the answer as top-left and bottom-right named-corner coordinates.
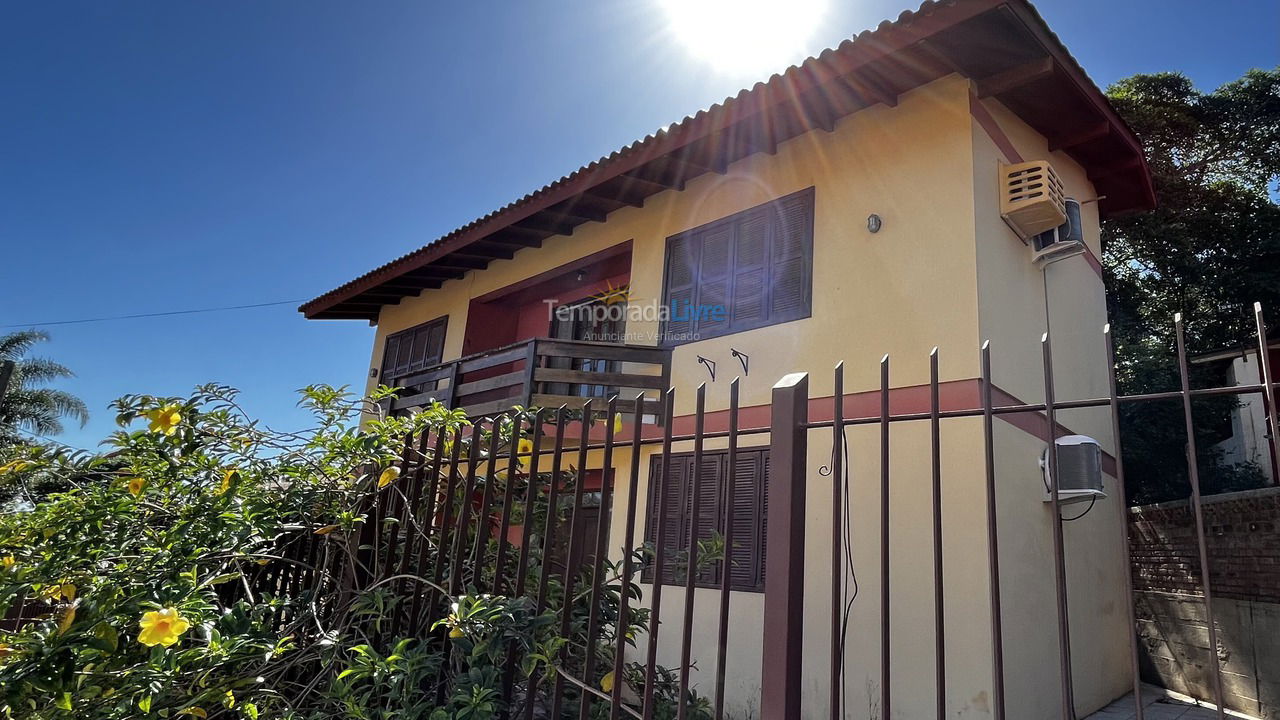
top-left (381, 316), bottom-right (448, 380)
top-left (382, 334), bottom-right (404, 377)
top-left (757, 450), bottom-right (770, 589)
top-left (696, 225), bottom-right (733, 338)
top-left (769, 192), bottom-right (813, 321)
top-left (687, 453), bottom-right (723, 585)
top-left (644, 455), bottom-right (689, 585)
top-left (730, 210), bottom-right (769, 329)
top-left (663, 235), bottom-right (700, 343)
top-left (728, 449), bottom-right (767, 590)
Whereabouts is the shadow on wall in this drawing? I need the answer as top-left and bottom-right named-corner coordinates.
top-left (1128, 487), bottom-right (1280, 718)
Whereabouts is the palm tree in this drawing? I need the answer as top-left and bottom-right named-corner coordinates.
top-left (0, 330), bottom-right (88, 443)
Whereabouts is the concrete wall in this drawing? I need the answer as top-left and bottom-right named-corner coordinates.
top-left (1212, 356), bottom-right (1276, 484)
top-left (1129, 487), bottom-right (1280, 718)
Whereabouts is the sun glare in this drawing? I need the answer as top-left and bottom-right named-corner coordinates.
top-left (659, 0), bottom-right (829, 76)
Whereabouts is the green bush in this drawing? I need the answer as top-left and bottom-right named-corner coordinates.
top-left (0, 385), bottom-right (710, 720)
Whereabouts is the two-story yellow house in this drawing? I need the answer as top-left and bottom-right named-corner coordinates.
top-left (302, 0), bottom-right (1155, 717)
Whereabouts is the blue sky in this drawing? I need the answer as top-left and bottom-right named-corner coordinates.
top-left (2, 0), bottom-right (1276, 450)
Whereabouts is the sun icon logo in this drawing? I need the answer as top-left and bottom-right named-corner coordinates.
top-left (591, 281), bottom-right (630, 306)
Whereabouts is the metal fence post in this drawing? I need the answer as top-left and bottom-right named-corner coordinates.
top-left (762, 372), bottom-right (808, 720)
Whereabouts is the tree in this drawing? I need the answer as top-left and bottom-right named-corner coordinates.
top-left (0, 330), bottom-right (89, 445)
top-left (1103, 69), bottom-right (1280, 503)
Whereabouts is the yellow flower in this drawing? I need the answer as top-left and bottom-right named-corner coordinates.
top-left (517, 438), bottom-right (533, 455)
top-left (222, 691), bottom-right (235, 709)
top-left (127, 478), bottom-right (146, 496)
top-left (0, 460), bottom-right (32, 475)
top-left (217, 469), bottom-right (237, 496)
top-left (612, 413), bottom-right (623, 435)
top-left (58, 604), bottom-right (76, 634)
top-left (145, 405), bottom-right (183, 435)
top-left (1, 556), bottom-right (15, 571)
top-left (378, 466), bottom-right (401, 489)
top-left (39, 581), bottom-right (75, 602)
top-left (600, 670), bottom-right (615, 693)
top-left (137, 607), bottom-right (190, 647)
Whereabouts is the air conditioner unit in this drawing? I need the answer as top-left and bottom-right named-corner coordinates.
top-left (1031, 198), bottom-right (1086, 267)
top-left (1040, 435), bottom-right (1106, 505)
top-left (999, 160), bottom-right (1066, 240)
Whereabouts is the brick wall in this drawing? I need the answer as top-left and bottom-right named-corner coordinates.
top-left (1128, 486), bottom-right (1280, 718)
top-left (1128, 486), bottom-right (1280, 603)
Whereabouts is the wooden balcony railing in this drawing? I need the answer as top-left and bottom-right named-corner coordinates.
top-left (383, 338), bottom-right (671, 418)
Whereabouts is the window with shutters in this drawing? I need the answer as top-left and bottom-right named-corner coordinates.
top-left (642, 448), bottom-right (769, 592)
top-left (380, 315), bottom-right (448, 382)
top-left (660, 187), bottom-right (813, 345)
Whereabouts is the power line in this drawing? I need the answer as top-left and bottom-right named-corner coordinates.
top-left (2, 299), bottom-right (304, 329)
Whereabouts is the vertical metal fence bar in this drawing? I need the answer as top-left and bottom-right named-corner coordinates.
top-left (1104, 325), bottom-right (1146, 720)
top-left (432, 428), bottom-right (465, 706)
top-left (381, 433), bottom-right (416, 587)
top-left (829, 363), bottom-right (845, 720)
top-left (677, 385), bottom-right (706, 720)
top-left (407, 431), bottom-right (447, 636)
top-left (494, 413), bottom-right (525, 596)
top-left (472, 418), bottom-right (503, 591)
top-left (1042, 333), bottom-right (1077, 720)
top-left (367, 465), bottom-right (387, 585)
top-left (515, 410), bottom-right (547, 599)
top-left (450, 422), bottom-right (485, 596)
top-left (762, 372), bottom-right (807, 720)
top-left (429, 429), bottom-right (463, 615)
top-left (549, 400), bottom-right (595, 719)
top-left (1175, 313), bottom-right (1227, 719)
top-left (501, 413), bottom-right (538, 720)
top-left (643, 388), bottom-right (677, 720)
top-left (389, 430), bottom-right (432, 638)
top-left (980, 342), bottom-right (1007, 720)
top-left (610, 394), bottom-right (648, 720)
top-left (879, 355), bottom-right (892, 720)
top-left (1255, 303), bottom-right (1279, 485)
top-left (930, 348), bottom-right (946, 720)
top-left (714, 378), bottom-right (741, 720)
top-left (579, 396), bottom-right (620, 720)
top-left (525, 408), bottom-right (569, 720)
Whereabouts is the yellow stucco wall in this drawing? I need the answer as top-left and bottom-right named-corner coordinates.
top-left (970, 96), bottom-right (1133, 719)
top-left (368, 73), bottom-right (981, 409)
top-left (360, 73), bottom-right (1131, 718)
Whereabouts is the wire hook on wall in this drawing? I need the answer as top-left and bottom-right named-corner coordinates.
top-left (696, 355), bottom-right (717, 382)
top-left (730, 348), bottom-right (749, 376)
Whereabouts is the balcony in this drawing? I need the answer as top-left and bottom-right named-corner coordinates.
top-left (383, 337), bottom-right (672, 418)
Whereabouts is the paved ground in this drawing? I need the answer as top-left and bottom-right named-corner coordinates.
top-left (1086, 684), bottom-right (1260, 720)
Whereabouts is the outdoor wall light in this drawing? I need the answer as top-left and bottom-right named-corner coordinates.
top-left (867, 214), bottom-right (883, 233)
top-left (576, 269), bottom-right (586, 282)
top-left (369, 368), bottom-right (378, 379)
